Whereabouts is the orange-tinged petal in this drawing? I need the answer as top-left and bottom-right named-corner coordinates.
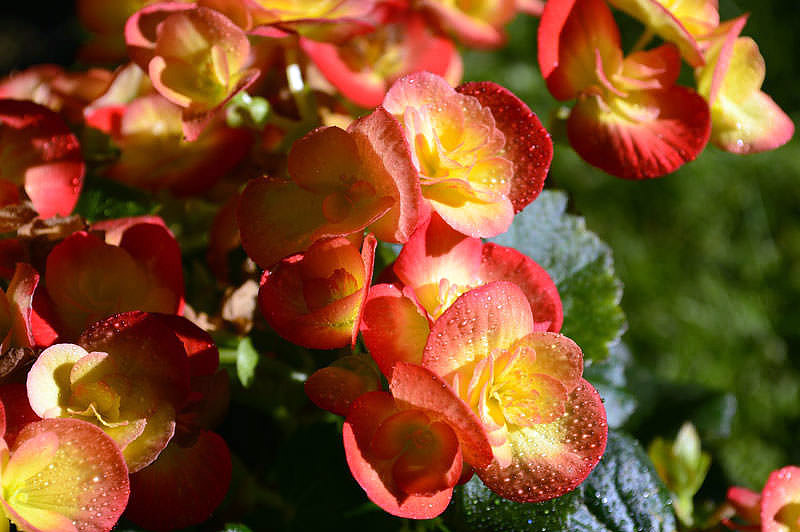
top-left (383, 72), bottom-right (514, 237)
top-left (360, 284), bottom-right (431, 377)
top-left (99, 94), bottom-right (252, 195)
top-left (1, 263), bottom-right (38, 353)
top-left (476, 379), bottom-right (607, 502)
top-left (45, 231), bottom-right (182, 340)
top-left (391, 419), bottom-right (460, 495)
top-left (125, 430), bottom-right (231, 532)
top-left (726, 486), bottom-right (762, 526)
top-left (416, 0), bottom-right (515, 48)
top-left (538, 0), bottom-right (622, 100)
top-left (238, 179), bottom-right (332, 268)
top-left (390, 362), bottom-right (493, 469)
top-left (240, 110), bottom-right (419, 267)
top-left (423, 175), bottom-right (515, 238)
top-left (2, 431), bottom-right (59, 489)
top-left (699, 34), bottom-right (793, 153)
top-left (2, 503), bottom-right (76, 532)
top-left (392, 213), bottom-right (483, 317)
top-left (567, 86), bottom-right (710, 179)
top-left (348, 107), bottom-right (423, 244)
top-left (695, 15), bottom-right (748, 106)
top-left (761, 466), bottom-right (800, 532)
top-left (248, 0), bottom-right (380, 43)
top-left (151, 7), bottom-right (251, 107)
top-left (304, 355), bottom-right (382, 416)
top-left (480, 243), bottom-right (563, 332)
top-left (301, 12), bottom-right (461, 109)
top-left (125, 3), bottom-right (196, 70)
top-left (288, 126), bottom-right (362, 195)
top-left (0, 100), bottom-right (84, 218)
top-left (422, 281), bottom-right (535, 379)
top-left (118, 401), bottom-right (176, 472)
top-left (114, 222), bottom-right (184, 310)
top-left (2, 418), bottom-right (129, 532)
top-left (658, 0), bottom-right (719, 38)
top-left (78, 312), bottom-right (191, 409)
top-left (343, 391), bottom-right (457, 518)
top-left (617, 44), bottom-right (682, 92)
top-left (607, 0), bottom-right (705, 66)
top-left (456, 82), bottom-right (553, 213)
top-left (259, 236), bottom-right (374, 349)
top-left (509, 332), bottom-right (583, 392)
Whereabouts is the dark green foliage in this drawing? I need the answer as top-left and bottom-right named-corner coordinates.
top-left (491, 190), bottom-right (626, 362)
top-left (448, 432), bottom-right (676, 532)
top-left (74, 174), bottom-right (159, 222)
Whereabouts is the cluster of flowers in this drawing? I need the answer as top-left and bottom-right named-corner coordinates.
top-left (0, 216), bottom-right (230, 531)
top-left (0, 0), bottom-right (792, 530)
top-left (0, 0), bottom-right (609, 527)
top-left (538, 0), bottom-right (794, 179)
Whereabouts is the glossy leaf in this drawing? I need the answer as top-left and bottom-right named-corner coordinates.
top-left (491, 190), bottom-right (625, 361)
top-left (448, 431), bottom-right (676, 532)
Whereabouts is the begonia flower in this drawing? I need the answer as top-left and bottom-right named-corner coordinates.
top-left (343, 362), bottom-right (492, 518)
top-left (0, 99), bottom-right (85, 218)
top-left (361, 213), bottom-right (562, 376)
top-left (0, 65), bottom-right (113, 125)
top-left (78, 0), bottom-right (193, 62)
top-left (301, 10), bottom-right (462, 108)
top-left (724, 466), bottom-right (800, 532)
top-left (305, 354), bottom-right (382, 416)
top-left (414, 0), bottom-right (517, 48)
top-left (125, 429), bottom-right (232, 531)
top-left (27, 312), bottom-right (192, 472)
top-left (86, 94), bottom-right (252, 195)
top-left (126, 3), bottom-right (259, 139)
top-left (258, 235), bottom-right (376, 349)
top-left (538, 0), bottom-right (711, 179)
top-left (0, 263), bottom-right (37, 354)
top-left (695, 16), bottom-right (794, 154)
top-left (0, 417), bottom-right (130, 532)
top-left (762, 467), bottom-right (800, 532)
top-left (122, 313), bottom-right (232, 532)
top-left (31, 218), bottom-right (183, 343)
top-left (383, 72), bottom-right (552, 237)
top-left (238, 107), bottom-right (422, 268)
top-left (421, 281), bottom-right (607, 502)
top-left (246, 0), bottom-right (383, 42)
top-left (606, 0), bottom-right (718, 66)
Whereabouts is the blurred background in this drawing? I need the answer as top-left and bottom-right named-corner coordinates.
top-left (1, 0), bottom-right (797, 500)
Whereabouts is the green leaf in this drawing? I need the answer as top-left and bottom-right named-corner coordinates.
top-left (236, 336), bottom-right (260, 388)
top-left (583, 343), bottom-right (637, 429)
top-left (447, 432), bottom-right (676, 532)
top-left (491, 190), bottom-right (626, 361)
top-left (566, 432), bottom-right (676, 532)
top-left (220, 525), bottom-right (253, 532)
top-left (74, 174), bottom-right (159, 222)
top-left (448, 476), bottom-right (581, 532)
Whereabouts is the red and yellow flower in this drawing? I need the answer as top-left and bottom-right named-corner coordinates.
top-left (538, 0), bottom-right (711, 179)
top-left (383, 72), bottom-right (551, 237)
